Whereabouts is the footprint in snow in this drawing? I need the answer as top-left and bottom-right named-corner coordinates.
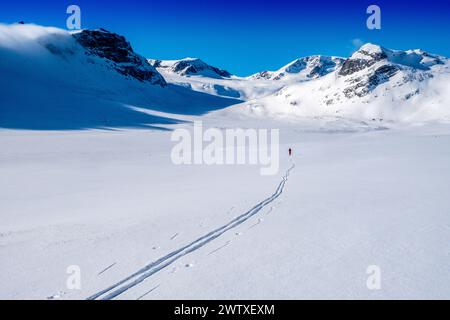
top-left (47, 291), bottom-right (66, 300)
top-left (248, 218), bottom-right (264, 229)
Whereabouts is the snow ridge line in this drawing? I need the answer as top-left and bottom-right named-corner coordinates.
top-left (87, 162), bottom-right (295, 300)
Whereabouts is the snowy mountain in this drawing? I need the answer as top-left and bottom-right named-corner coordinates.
top-left (152, 45), bottom-right (449, 122)
top-left (0, 24), bottom-right (240, 130)
top-left (150, 56), bottom-right (345, 100)
top-left (150, 57), bottom-right (279, 100)
top-left (232, 43), bottom-right (450, 122)
top-left (73, 28), bottom-right (166, 85)
top-left (249, 55), bottom-right (344, 81)
top-left (337, 43), bottom-right (446, 99)
top-left (2, 23), bottom-right (450, 301)
top-left (149, 57), bottom-right (231, 78)
top-left (0, 23), bottom-right (449, 127)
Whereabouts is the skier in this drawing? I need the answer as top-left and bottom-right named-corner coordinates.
top-left (288, 148), bottom-right (292, 157)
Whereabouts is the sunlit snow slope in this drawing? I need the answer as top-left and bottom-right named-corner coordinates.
top-left (229, 44), bottom-right (450, 122)
top-left (0, 24), bottom-right (240, 130)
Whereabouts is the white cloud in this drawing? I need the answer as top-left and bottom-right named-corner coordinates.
top-left (351, 38), bottom-right (364, 49)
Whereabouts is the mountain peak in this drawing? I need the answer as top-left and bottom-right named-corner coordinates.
top-left (250, 55), bottom-right (344, 80)
top-left (349, 43), bottom-right (387, 61)
top-left (358, 43), bottom-right (384, 54)
top-left (72, 29), bottom-right (166, 85)
top-left (150, 57), bottom-right (232, 78)
top-left (340, 43), bottom-right (447, 77)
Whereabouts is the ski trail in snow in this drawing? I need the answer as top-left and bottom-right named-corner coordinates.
top-left (136, 284), bottom-right (160, 300)
top-left (87, 162), bottom-right (295, 300)
top-left (208, 241), bottom-right (231, 256)
top-left (98, 262), bottom-right (117, 276)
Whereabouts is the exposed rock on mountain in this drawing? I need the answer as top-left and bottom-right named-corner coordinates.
top-left (0, 23), bottom-right (448, 124)
top-left (339, 44), bottom-right (387, 76)
top-left (337, 43), bottom-right (445, 98)
top-left (250, 56), bottom-right (344, 80)
top-left (73, 29), bottom-right (166, 85)
top-left (0, 24), bottom-right (242, 130)
top-left (236, 43), bottom-right (449, 121)
top-left (149, 57), bottom-right (231, 78)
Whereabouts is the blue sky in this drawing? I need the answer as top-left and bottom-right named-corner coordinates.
top-left (1, 0), bottom-right (449, 75)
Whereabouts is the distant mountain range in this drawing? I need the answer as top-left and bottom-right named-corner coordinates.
top-left (152, 42), bottom-right (449, 122)
top-left (248, 55), bottom-right (344, 81)
top-left (0, 23), bottom-right (449, 129)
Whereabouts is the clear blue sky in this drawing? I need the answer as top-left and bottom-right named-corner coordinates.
top-left (1, 0), bottom-right (449, 76)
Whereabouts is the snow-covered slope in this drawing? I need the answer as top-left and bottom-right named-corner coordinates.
top-left (152, 45), bottom-right (449, 123)
top-left (3, 116), bottom-right (450, 299)
top-left (249, 55), bottom-right (344, 81)
top-left (1, 23), bottom-right (448, 126)
top-left (73, 28), bottom-right (166, 85)
top-left (2, 24), bottom-right (450, 301)
top-left (149, 57), bottom-right (231, 78)
top-left (151, 56), bottom-right (345, 100)
top-left (154, 67), bottom-right (280, 100)
top-left (148, 57), bottom-right (266, 100)
top-left (232, 44), bottom-right (450, 122)
top-left (0, 24), bottom-right (240, 130)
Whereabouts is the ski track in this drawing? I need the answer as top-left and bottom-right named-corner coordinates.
top-left (136, 284), bottom-right (160, 300)
top-left (207, 241), bottom-right (231, 256)
top-left (87, 162), bottom-right (295, 300)
top-left (98, 262), bottom-right (117, 276)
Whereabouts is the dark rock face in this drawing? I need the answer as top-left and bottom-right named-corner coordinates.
top-left (336, 44), bottom-right (446, 100)
top-left (72, 29), bottom-right (166, 85)
top-left (342, 64), bottom-right (399, 98)
top-left (367, 65), bottom-right (399, 89)
top-left (172, 59), bottom-right (231, 78)
top-left (339, 58), bottom-right (376, 76)
top-left (284, 59), bottom-right (307, 74)
top-left (307, 57), bottom-right (344, 78)
top-left (339, 50), bottom-right (388, 76)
